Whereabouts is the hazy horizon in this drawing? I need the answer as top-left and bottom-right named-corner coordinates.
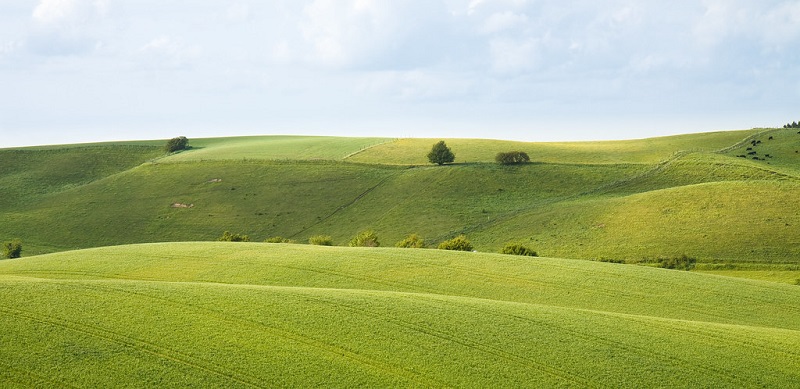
top-left (2, 1), bottom-right (798, 148)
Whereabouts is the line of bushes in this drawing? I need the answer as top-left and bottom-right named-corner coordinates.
top-left (215, 231), bottom-right (546, 258)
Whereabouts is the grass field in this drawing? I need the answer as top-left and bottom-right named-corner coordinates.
top-left (1, 243), bottom-right (799, 387)
top-left (2, 129), bottom-right (800, 279)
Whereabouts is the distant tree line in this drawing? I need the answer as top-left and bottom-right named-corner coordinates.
top-left (214, 229), bottom-right (540, 257)
top-left (783, 121), bottom-right (800, 129)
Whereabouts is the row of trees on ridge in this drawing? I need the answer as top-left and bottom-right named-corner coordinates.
top-left (219, 230), bottom-right (537, 256)
top-left (427, 141), bottom-right (531, 166)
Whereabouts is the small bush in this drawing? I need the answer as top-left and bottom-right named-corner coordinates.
top-left (500, 243), bottom-right (537, 256)
top-left (309, 235), bottom-right (334, 246)
top-left (495, 151), bottom-right (531, 165)
top-left (596, 257), bottom-right (626, 264)
top-left (164, 136), bottom-right (189, 153)
top-left (657, 254), bottom-right (696, 270)
top-left (396, 233), bottom-right (425, 248)
top-left (348, 230), bottom-right (380, 247)
top-left (3, 239), bottom-right (22, 259)
top-left (265, 236), bottom-right (294, 243)
top-left (438, 235), bottom-right (473, 251)
top-left (219, 231), bottom-right (250, 242)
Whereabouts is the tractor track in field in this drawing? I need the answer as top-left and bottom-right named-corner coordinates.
top-left (457, 302), bottom-right (758, 388)
top-left (50, 280), bottom-right (446, 388)
top-left (0, 305), bottom-right (269, 389)
top-left (298, 292), bottom-right (598, 387)
top-left (288, 171), bottom-right (401, 239)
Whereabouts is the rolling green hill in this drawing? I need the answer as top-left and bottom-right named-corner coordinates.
top-left (1, 243), bottom-right (798, 387)
top-left (2, 130), bottom-right (800, 280)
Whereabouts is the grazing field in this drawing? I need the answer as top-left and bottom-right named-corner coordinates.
top-left (2, 128), bottom-right (800, 278)
top-left (345, 129), bottom-right (764, 165)
top-left (1, 243), bottom-right (799, 387)
top-left (158, 135), bottom-right (391, 162)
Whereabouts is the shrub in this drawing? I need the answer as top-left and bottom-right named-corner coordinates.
top-left (596, 257), bottom-right (626, 264)
top-left (438, 235), bottom-right (473, 251)
top-left (495, 151), bottom-right (531, 165)
top-left (219, 231), bottom-right (250, 242)
top-left (396, 233), bottom-right (425, 248)
top-left (265, 236), bottom-right (294, 243)
top-left (348, 230), bottom-right (380, 247)
top-left (309, 235), bottom-right (334, 246)
top-left (427, 141), bottom-right (455, 165)
top-left (3, 239), bottom-right (22, 259)
top-left (500, 243), bottom-right (537, 256)
top-left (657, 254), bottom-right (696, 270)
top-left (164, 136), bottom-right (189, 153)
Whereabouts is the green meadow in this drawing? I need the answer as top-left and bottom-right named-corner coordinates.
top-left (2, 129), bottom-right (799, 272)
top-left (2, 129), bottom-right (800, 386)
top-left (1, 243), bottom-right (799, 387)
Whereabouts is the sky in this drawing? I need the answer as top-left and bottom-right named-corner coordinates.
top-left (1, 0), bottom-right (799, 147)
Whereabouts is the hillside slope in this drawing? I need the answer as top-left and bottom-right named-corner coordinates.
top-left (1, 130), bottom-right (799, 269)
top-left (1, 243), bottom-right (798, 387)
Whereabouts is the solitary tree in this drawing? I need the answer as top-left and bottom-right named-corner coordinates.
top-left (165, 136), bottom-right (189, 153)
top-left (427, 141), bottom-right (455, 165)
top-left (3, 239), bottom-right (22, 259)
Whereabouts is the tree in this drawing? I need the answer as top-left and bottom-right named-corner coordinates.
top-left (427, 141), bottom-right (455, 165)
top-left (438, 235), bottom-right (473, 251)
top-left (495, 151), bottom-right (531, 165)
top-left (164, 136), bottom-right (189, 153)
top-left (219, 231), bottom-right (250, 242)
top-left (500, 243), bottom-right (537, 256)
top-left (348, 230), bottom-right (380, 247)
top-left (396, 233), bottom-right (425, 248)
top-left (3, 239), bottom-right (22, 259)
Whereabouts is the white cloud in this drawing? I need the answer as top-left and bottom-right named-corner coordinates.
top-left (32, 0), bottom-right (108, 26)
top-left (27, 0), bottom-right (111, 56)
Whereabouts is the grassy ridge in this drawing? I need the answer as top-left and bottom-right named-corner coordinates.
top-left (346, 129), bottom-right (763, 165)
top-left (1, 243), bottom-right (799, 387)
top-left (159, 135), bottom-right (391, 162)
top-left (2, 129), bottom-right (800, 273)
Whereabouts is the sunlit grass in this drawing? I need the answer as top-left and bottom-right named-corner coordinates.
top-left (1, 243), bottom-right (799, 387)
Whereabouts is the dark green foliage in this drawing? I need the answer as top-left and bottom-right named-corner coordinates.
top-left (308, 235), bottom-right (334, 246)
top-left (427, 141), bottom-right (455, 165)
top-left (500, 243), bottom-right (537, 256)
top-left (219, 231), bottom-right (250, 242)
top-left (438, 235), bottom-right (473, 251)
top-left (3, 239), bottom-right (22, 259)
top-left (784, 121), bottom-right (799, 129)
top-left (264, 236), bottom-right (294, 243)
top-left (348, 230), bottom-right (380, 247)
top-left (495, 151), bottom-right (531, 165)
top-left (164, 136), bottom-right (189, 153)
top-left (396, 233), bottom-right (425, 248)
top-left (596, 257), bottom-right (626, 264)
top-left (657, 254), bottom-right (696, 271)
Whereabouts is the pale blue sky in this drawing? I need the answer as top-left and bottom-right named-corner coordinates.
top-left (1, 0), bottom-right (799, 147)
